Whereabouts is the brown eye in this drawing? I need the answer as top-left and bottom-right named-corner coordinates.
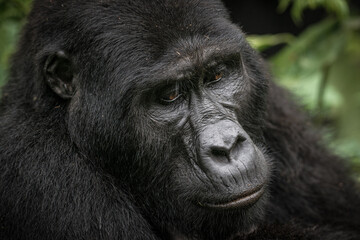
top-left (204, 66), bottom-right (226, 85)
top-left (205, 71), bottom-right (223, 85)
top-left (159, 86), bottom-right (182, 103)
top-left (166, 91), bottom-right (180, 101)
top-left (214, 72), bottom-right (223, 81)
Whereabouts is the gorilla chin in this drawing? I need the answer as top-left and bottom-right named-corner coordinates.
top-left (162, 190), bottom-right (268, 240)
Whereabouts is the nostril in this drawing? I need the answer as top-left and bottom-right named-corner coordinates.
top-left (211, 148), bottom-right (228, 157)
top-left (210, 147), bottom-right (230, 164)
top-left (236, 135), bottom-right (246, 145)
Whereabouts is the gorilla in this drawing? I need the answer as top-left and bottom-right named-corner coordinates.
top-left (0, 0), bottom-right (359, 239)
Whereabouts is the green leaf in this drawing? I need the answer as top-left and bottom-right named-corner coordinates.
top-left (247, 33), bottom-right (295, 52)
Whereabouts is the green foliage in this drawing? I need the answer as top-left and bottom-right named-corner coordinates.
top-left (0, 0), bottom-right (32, 21)
top-left (0, 21), bottom-right (22, 88)
top-left (270, 19), bottom-right (346, 109)
top-left (246, 33), bottom-right (295, 52)
top-left (278, 0), bottom-right (349, 24)
top-left (0, 0), bottom-right (32, 88)
top-left (249, 0), bottom-right (360, 179)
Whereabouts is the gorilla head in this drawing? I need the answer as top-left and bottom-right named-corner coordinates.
top-left (2, 0), bottom-right (273, 239)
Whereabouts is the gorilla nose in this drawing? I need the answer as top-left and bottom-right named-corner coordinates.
top-left (200, 120), bottom-right (246, 165)
top-left (198, 120), bottom-right (263, 186)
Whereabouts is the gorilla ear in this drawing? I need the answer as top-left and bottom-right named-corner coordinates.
top-left (44, 51), bottom-right (76, 99)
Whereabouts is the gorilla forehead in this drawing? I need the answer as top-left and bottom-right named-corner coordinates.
top-left (40, 0), bottom-right (247, 96)
top-left (95, 2), bottom-right (237, 51)
top-left (35, 0), bottom-right (238, 57)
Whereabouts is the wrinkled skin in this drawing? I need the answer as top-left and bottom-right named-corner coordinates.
top-left (0, 0), bottom-right (359, 240)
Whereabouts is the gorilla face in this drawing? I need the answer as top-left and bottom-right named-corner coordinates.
top-left (40, 0), bottom-right (271, 238)
top-left (129, 42), bottom-right (271, 237)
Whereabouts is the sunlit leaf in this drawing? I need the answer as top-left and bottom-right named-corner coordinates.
top-left (247, 33), bottom-right (295, 52)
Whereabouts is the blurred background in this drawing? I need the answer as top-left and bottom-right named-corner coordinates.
top-left (0, 0), bottom-right (359, 179)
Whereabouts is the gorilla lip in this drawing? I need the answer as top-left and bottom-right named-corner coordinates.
top-left (200, 185), bottom-right (264, 210)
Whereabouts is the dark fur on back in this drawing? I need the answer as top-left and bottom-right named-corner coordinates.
top-left (0, 0), bottom-right (360, 239)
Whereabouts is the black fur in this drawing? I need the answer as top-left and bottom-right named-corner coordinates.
top-left (0, 0), bottom-right (359, 239)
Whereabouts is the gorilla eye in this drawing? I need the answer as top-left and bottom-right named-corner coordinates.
top-left (214, 72), bottom-right (223, 82)
top-left (162, 91), bottom-right (180, 102)
top-left (205, 65), bottom-right (226, 85)
top-left (159, 85), bottom-right (182, 104)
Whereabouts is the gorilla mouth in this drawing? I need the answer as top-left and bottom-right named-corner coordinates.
top-left (201, 185), bottom-right (264, 210)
